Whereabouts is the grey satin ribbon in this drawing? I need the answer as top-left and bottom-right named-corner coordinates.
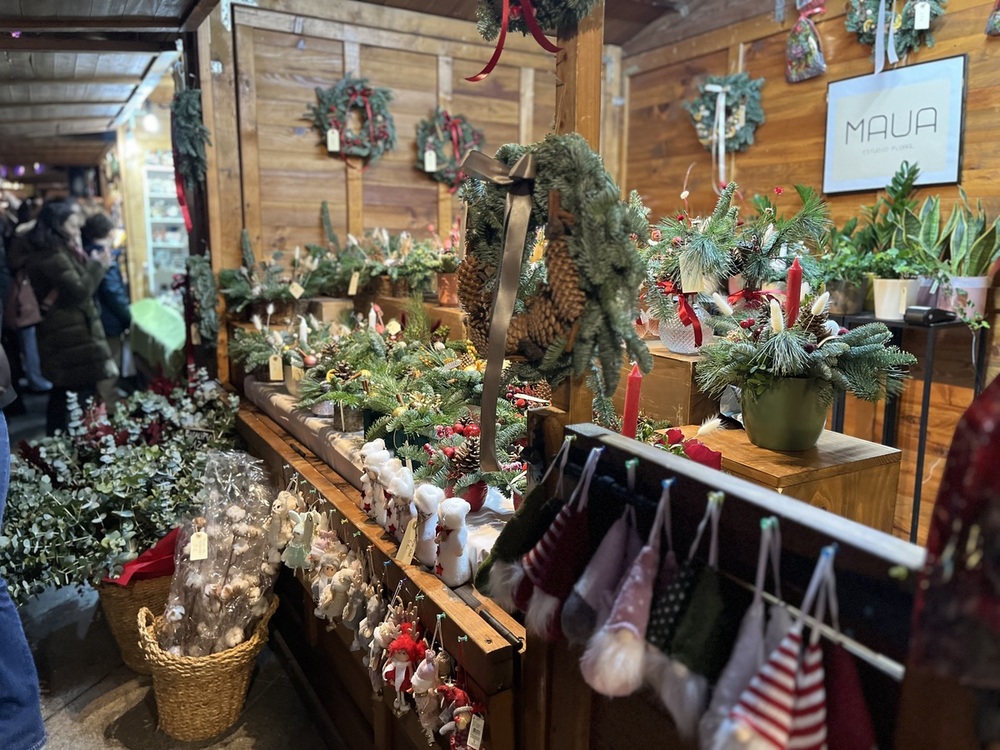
top-left (460, 150), bottom-right (536, 472)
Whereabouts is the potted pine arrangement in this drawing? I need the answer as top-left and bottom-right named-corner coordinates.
top-left (696, 290), bottom-right (916, 451)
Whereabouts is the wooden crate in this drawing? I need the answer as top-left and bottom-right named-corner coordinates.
top-left (611, 341), bottom-right (717, 426)
top-left (375, 295), bottom-right (467, 340)
top-left (677, 425), bottom-right (901, 533)
top-left (308, 296), bottom-right (357, 325)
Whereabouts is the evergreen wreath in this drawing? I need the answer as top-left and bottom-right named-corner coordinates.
top-left (845, 0), bottom-right (946, 59)
top-left (415, 108), bottom-right (484, 190)
top-left (476, 0), bottom-right (599, 40)
top-left (306, 75), bottom-right (396, 165)
top-left (171, 88), bottom-right (211, 192)
top-left (683, 72), bottom-right (765, 153)
top-left (458, 133), bottom-right (652, 395)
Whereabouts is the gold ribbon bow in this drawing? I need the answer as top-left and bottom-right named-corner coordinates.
top-left (460, 150), bottom-right (536, 472)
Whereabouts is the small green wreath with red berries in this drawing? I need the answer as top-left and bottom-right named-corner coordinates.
top-left (415, 108), bottom-right (484, 190)
top-left (306, 75), bottom-right (396, 165)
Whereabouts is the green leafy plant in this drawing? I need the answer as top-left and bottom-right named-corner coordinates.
top-left (171, 88), bottom-right (211, 192)
top-left (867, 246), bottom-right (927, 280)
top-left (818, 217), bottom-right (871, 286)
top-left (186, 254), bottom-right (219, 346)
top-left (940, 187), bottom-right (1000, 278)
top-left (0, 370), bottom-right (239, 604)
top-left (397, 239), bottom-right (442, 293)
top-left (218, 230), bottom-right (294, 313)
top-left (696, 293), bottom-right (916, 405)
top-left (854, 161), bottom-right (922, 256)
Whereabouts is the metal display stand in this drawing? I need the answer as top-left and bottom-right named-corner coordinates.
top-left (830, 312), bottom-right (988, 542)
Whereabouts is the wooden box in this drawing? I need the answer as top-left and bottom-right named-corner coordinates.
top-left (612, 341), bottom-right (717, 426)
top-left (375, 295), bottom-right (467, 340)
top-left (308, 296), bottom-right (357, 325)
top-left (677, 426), bottom-right (901, 533)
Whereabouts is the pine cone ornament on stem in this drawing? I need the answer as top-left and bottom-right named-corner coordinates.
top-left (449, 436), bottom-right (481, 482)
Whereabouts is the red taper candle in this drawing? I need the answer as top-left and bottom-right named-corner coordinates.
top-left (621, 363), bottom-right (642, 439)
top-left (785, 257), bottom-right (802, 327)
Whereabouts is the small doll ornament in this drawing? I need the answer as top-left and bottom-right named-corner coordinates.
top-left (376, 458), bottom-right (404, 530)
top-left (382, 622), bottom-right (427, 715)
top-left (410, 648), bottom-right (443, 744)
top-left (436, 498), bottom-right (472, 587)
top-left (413, 484), bottom-right (445, 569)
top-left (268, 489), bottom-right (304, 550)
top-left (310, 552), bottom-right (342, 601)
top-left (363, 446), bottom-right (392, 521)
top-left (342, 577), bottom-right (370, 635)
top-left (281, 510), bottom-right (317, 571)
top-left (387, 464), bottom-right (416, 541)
top-left (355, 587), bottom-right (386, 654)
top-left (316, 562), bottom-right (357, 625)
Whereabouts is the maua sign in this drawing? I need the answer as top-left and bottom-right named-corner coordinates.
top-left (823, 56), bottom-right (966, 194)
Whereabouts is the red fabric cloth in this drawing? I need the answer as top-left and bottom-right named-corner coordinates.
top-left (101, 527), bottom-right (179, 586)
top-left (823, 640), bottom-right (877, 750)
top-left (911, 374), bottom-right (1000, 689)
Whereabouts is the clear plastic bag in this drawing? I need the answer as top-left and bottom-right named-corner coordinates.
top-left (159, 451), bottom-right (278, 657)
top-left (786, 1), bottom-right (827, 83)
top-left (988, 0), bottom-right (1000, 36)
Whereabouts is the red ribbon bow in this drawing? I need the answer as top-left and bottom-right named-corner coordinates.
top-left (467, 0), bottom-right (562, 83)
top-left (446, 113), bottom-right (466, 192)
top-left (727, 287), bottom-right (782, 308)
top-left (676, 293), bottom-right (703, 347)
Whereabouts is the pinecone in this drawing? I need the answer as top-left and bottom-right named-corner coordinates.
top-left (330, 360), bottom-right (355, 381)
top-left (457, 254), bottom-right (490, 318)
top-left (531, 380), bottom-right (553, 402)
top-left (801, 309), bottom-right (831, 340)
top-left (459, 352), bottom-right (477, 369)
top-left (450, 436), bottom-right (481, 480)
top-left (526, 294), bottom-right (567, 352)
top-left (545, 238), bottom-right (587, 325)
top-left (506, 314), bottom-right (529, 354)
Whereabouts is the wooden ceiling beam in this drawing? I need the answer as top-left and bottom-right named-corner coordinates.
top-left (111, 51), bottom-right (181, 129)
top-left (0, 100), bottom-right (130, 109)
top-left (0, 17), bottom-right (180, 33)
top-left (0, 75), bottom-right (142, 87)
top-left (0, 36), bottom-right (176, 53)
top-left (180, 0), bottom-right (222, 32)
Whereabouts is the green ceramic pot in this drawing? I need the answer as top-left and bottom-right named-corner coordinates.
top-left (742, 377), bottom-right (827, 452)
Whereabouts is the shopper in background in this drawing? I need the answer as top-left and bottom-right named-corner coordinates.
top-left (0, 340), bottom-right (47, 750)
top-left (24, 198), bottom-right (117, 434)
top-left (83, 212), bottom-right (131, 412)
top-left (3, 199), bottom-right (51, 397)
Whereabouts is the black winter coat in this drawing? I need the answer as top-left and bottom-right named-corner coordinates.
top-left (25, 238), bottom-right (116, 389)
top-left (87, 244), bottom-right (131, 337)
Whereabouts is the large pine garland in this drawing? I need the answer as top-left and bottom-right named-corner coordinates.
top-left (458, 133), bottom-right (651, 394)
top-left (306, 75), bottom-right (396, 165)
top-left (475, 0), bottom-right (598, 40)
top-left (171, 89), bottom-right (211, 192)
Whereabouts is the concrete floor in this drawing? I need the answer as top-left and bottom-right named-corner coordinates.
top-left (5, 391), bottom-right (331, 750)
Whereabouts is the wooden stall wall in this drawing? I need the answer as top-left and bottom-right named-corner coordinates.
top-left (623, 1), bottom-right (1000, 543)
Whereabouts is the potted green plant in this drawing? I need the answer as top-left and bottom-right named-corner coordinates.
top-left (438, 251), bottom-right (461, 306)
top-left (218, 230), bottom-right (296, 321)
top-left (227, 314), bottom-right (293, 382)
top-left (869, 246), bottom-right (928, 321)
top-left (936, 188), bottom-right (1000, 324)
top-left (696, 291), bottom-right (916, 451)
top-left (398, 239), bottom-right (442, 298)
top-left (816, 218), bottom-right (869, 314)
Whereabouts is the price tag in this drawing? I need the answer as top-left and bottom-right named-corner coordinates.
top-left (289, 281), bottom-right (305, 299)
top-left (190, 531), bottom-right (209, 561)
top-left (679, 254), bottom-right (706, 293)
top-left (467, 714), bottom-right (485, 750)
top-left (396, 518), bottom-right (418, 565)
top-left (914, 1), bottom-right (931, 29)
top-left (291, 365), bottom-right (305, 384)
top-left (423, 148), bottom-right (437, 173)
top-left (385, 319), bottom-right (402, 336)
top-left (268, 354), bottom-right (283, 381)
top-left (327, 128), bottom-right (340, 153)
top-left (735, 104), bottom-right (747, 128)
top-left (348, 271), bottom-right (361, 296)
top-left (190, 323), bottom-right (202, 346)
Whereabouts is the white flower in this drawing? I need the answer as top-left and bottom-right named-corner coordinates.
top-left (711, 292), bottom-right (734, 317)
top-left (347, 233), bottom-right (359, 247)
top-left (294, 245), bottom-right (301, 262)
top-left (266, 302), bottom-right (275, 316)
top-left (769, 298), bottom-right (785, 333)
top-left (251, 314), bottom-right (263, 332)
top-left (680, 190), bottom-right (690, 200)
top-left (762, 224), bottom-right (777, 247)
top-left (811, 292), bottom-right (830, 316)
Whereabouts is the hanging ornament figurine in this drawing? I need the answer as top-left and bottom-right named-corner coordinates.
top-left (436, 498), bottom-right (472, 587)
top-left (377, 458), bottom-right (403, 531)
top-left (341, 573), bottom-right (370, 635)
top-left (382, 622), bottom-right (427, 715)
top-left (355, 587), bottom-right (386, 654)
top-left (387, 464), bottom-right (416, 542)
top-left (414, 484), bottom-right (445, 569)
top-left (281, 509), bottom-right (316, 571)
top-left (411, 647), bottom-right (443, 744)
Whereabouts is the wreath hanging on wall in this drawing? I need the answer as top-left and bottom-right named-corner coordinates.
top-left (683, 72), bottom-right (765, 154)
top-left (845, 0), bottom-right (946, 59)
top-left (415, 108), bottom-right (484, 190)
top-left (457, 133), bottom-right (652, 394)
top-left (475, 0), bottom-right (598, 40)
top-left (306, 75), bottom-right (396, 165)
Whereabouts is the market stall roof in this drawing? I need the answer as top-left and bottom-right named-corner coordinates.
top-left (0, 0), bottom-right (219, 168)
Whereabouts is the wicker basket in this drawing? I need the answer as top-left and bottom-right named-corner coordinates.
top-left (96, 576), bottom-right (172, 675)
top-left (137, 597), bottom-right (279, 742)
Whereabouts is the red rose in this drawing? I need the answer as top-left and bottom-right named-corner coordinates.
top-left (683, 439), bottom-right (723, 470)
top-left (666, 428), bottom-right (685, 445)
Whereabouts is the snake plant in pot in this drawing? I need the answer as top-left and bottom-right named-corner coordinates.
top-left (935, 188), bottom-right (1000, 326)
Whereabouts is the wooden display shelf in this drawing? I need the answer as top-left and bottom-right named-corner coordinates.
top-left (237, 403), bottom-right (524, 750)
top-left (375, 295), bottom-right (467, 340)
top-left (677, 425), bottom-right (901, 533)
top-left (611, 340), bottom-right (717, 427)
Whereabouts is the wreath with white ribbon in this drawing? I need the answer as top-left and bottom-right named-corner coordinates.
top-left (306, 75), bottom-right (396, 166)
top-left (846, 0), bottom-right (946, 66)
top-left (683, 73), bottom-right (764, 189)
top-left (415, 109), bottom-right (484, 190)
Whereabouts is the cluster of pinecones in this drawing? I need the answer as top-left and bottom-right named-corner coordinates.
top-left (457, 235), bottom-right (586, 362)
top-left (449, 435), bottom-right (480, 481)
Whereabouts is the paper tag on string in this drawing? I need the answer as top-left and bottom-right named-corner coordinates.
top-left (289, 281), bottom-right (305, 299)
top-left (327, 128), bottom-right (340, 153)
top-left (678, 254), bottom-right (706, 293)
top-left (385, 319), bottom-right (402, 336)
top-left (268, 354), bottom-right (283, 381)
top-left (914, 1), bottom-right (931, 29)
top-left (396, 519), bottom-right (417, 565)
top-left (736, 104), bottom-right (747, 128)
top-left (467, 715), bottom-right (485, 750)
top-left (190, 531), bottom-right (209, 561)
top-left (423, 148), bottom-right (437, 173)
top-left (348, 271), bottom-right (361, 296)
top-left (190, 323), bottom-right (202, 346)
